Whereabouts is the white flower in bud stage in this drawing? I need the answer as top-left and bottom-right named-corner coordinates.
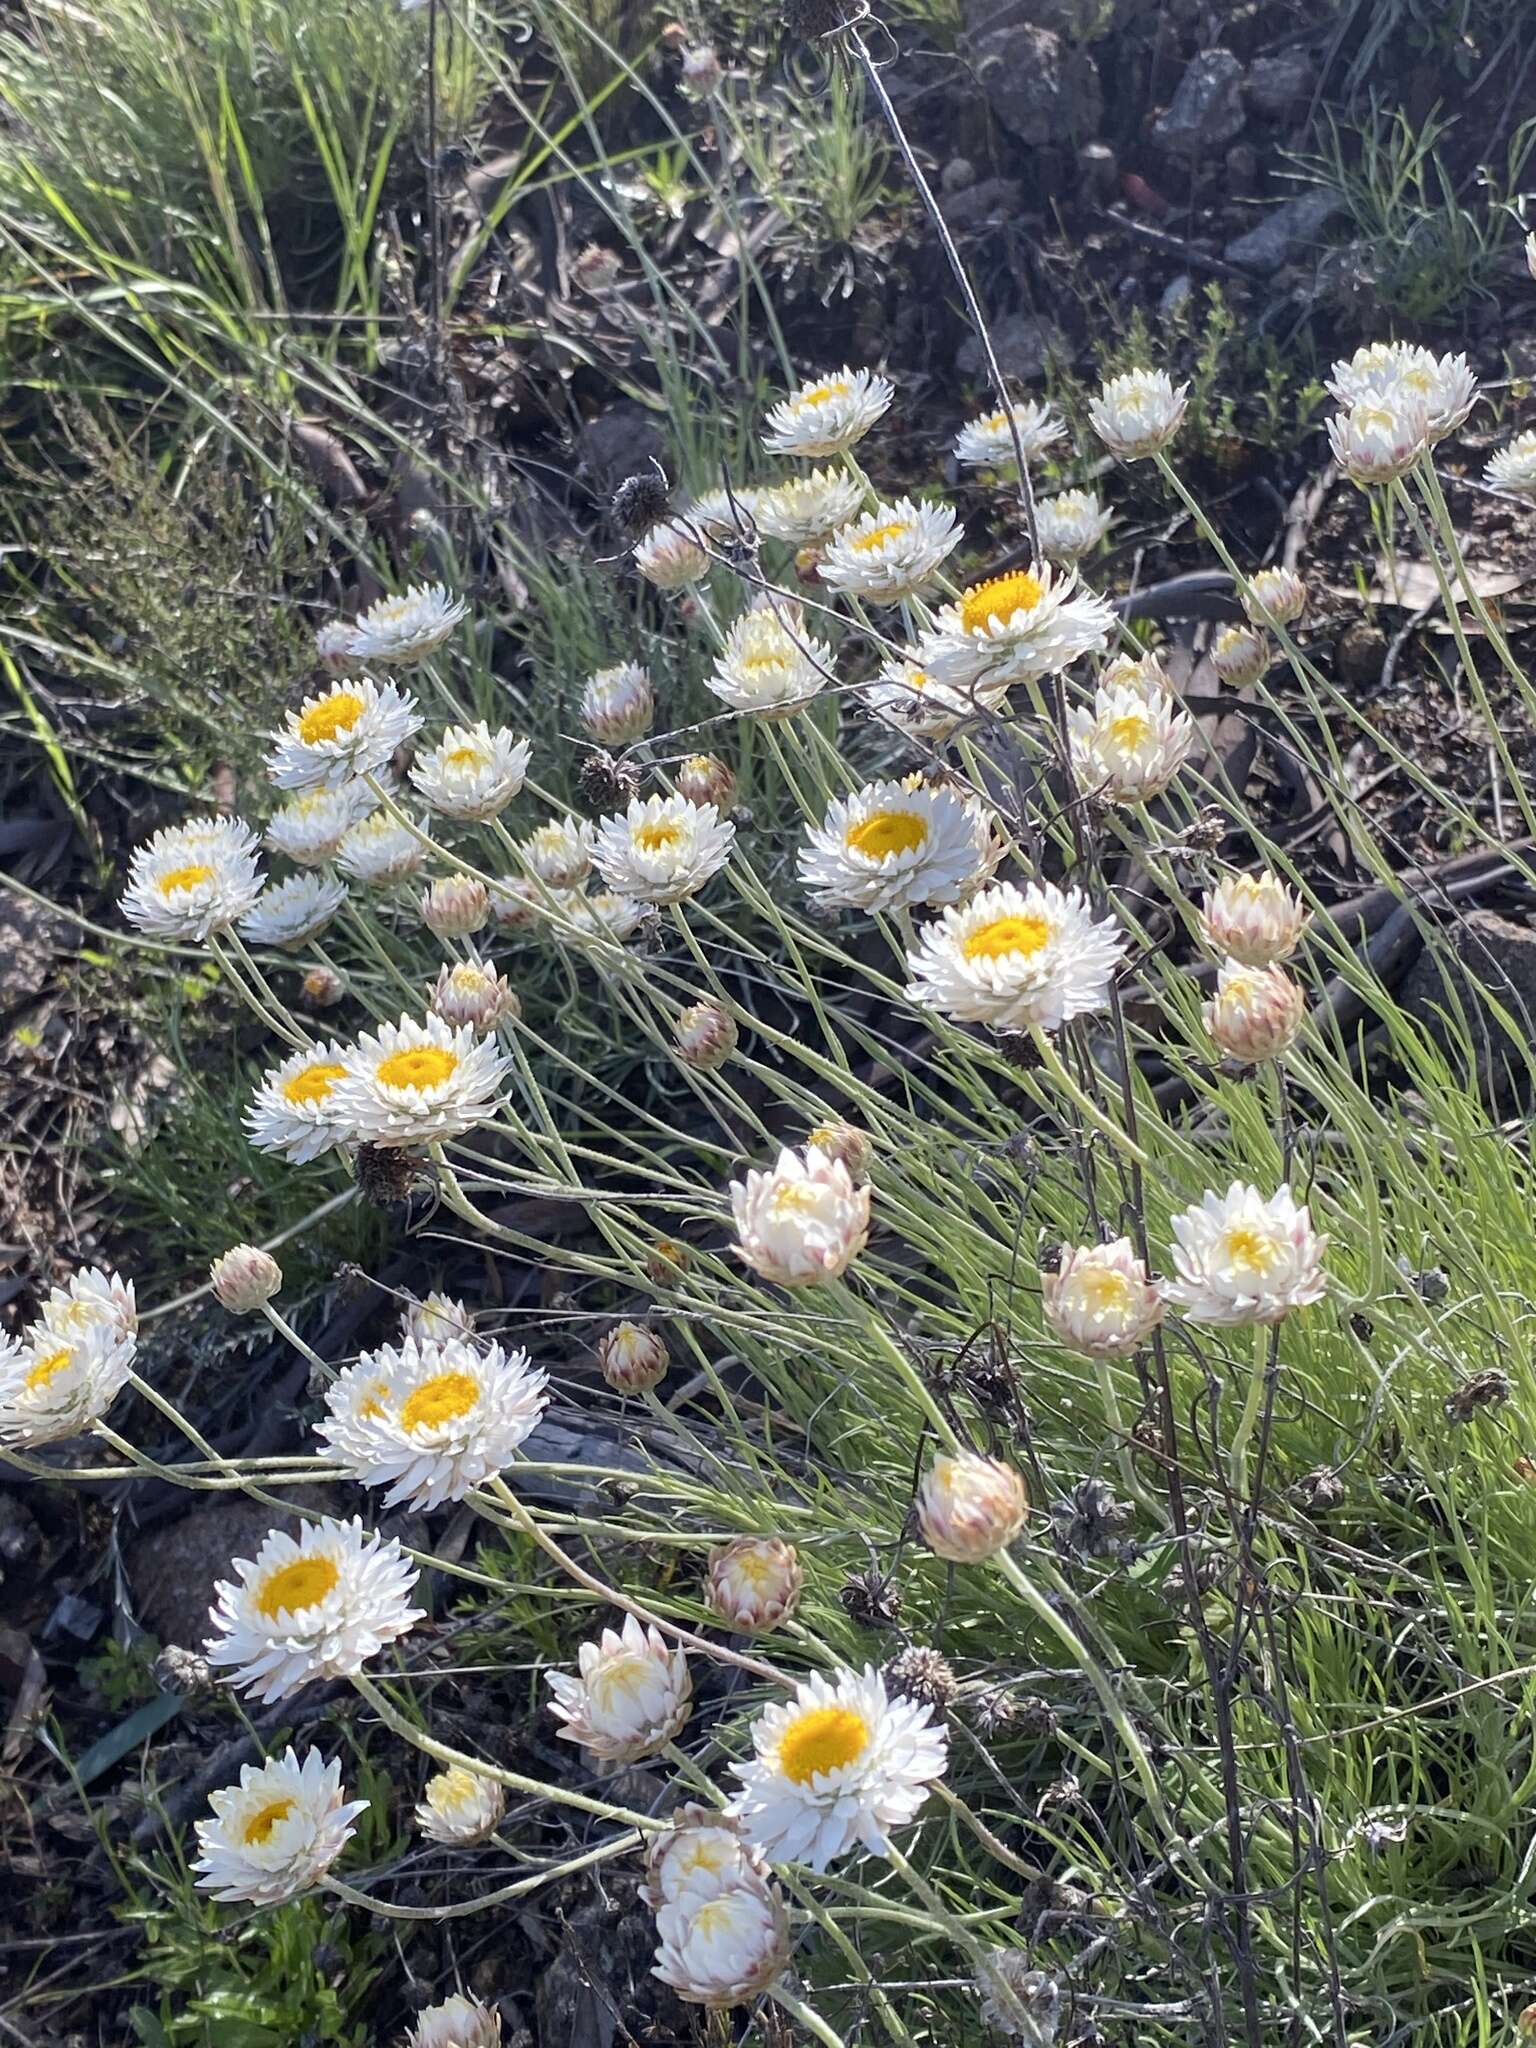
top-left (635, 518), bottom-right (709, 588)
top-left (1326, 342), bottom-right (1477, 442)
top-left (407, 1995), bottom-right (502, 2048)
top-left (264, 780), bottom-right (374, 865)
top-left (1486, 429), bottom-right (1536, 497)
top-left (414, 1765), bottom-right (506, 1846)
top-left (546, 1611), bottom-right (692, 1762)
top-left (924, 565), bottom-right (1114, 694)
top-left (548, 887), bottom-right (652, 949)
top-left (1210, 622), bottom-right (1270, 688)
top-left (238, 872), bottom-right (348, 950)
top-left (38, 1265), bottom-right (137, 1342)
top-left (487, 878), bottom-right (545, 931)
top-left (316, 1336), bottom-right (548, 1510)
top-left (421, 872), bottom-right (490, 939)
top-left (1042, 1238), bottom-right (1164, 1357)
top-left (864, 649), bottom-right (1009, 739)
top-left (1089, 368), bottom-right (1189, 459)
top-left (951, 399), bottom-right (1063, 469)
top-left (1242, 565), bottom-right (1306, 628)
top-left (806, 1118), bottom-right (873, 1183)
top-left (193, 1747), bottom-right (368, 1904)
top-left (245, 1040), bottom-right (356, 1163)
top-left (819, 496), bottom-right (961, 603)
top-left (1101, 649), bottom-right (1175, 696)
top-left (401, 1292), bottom-right (477, 1347)
top-left (315, 620), bottom-right (362, 672)
top-left (205, 1516), bottom-right (423, 1702)
top-left (904, 879), bottom-right (1127, 1034)
top-left (653, 1880), bottom-right (791, 2008)
top-left (210, 1245), bottom-right (282, 1314)
top-left (917, 1451), bottom-right (1027, 1563)
top-left (1204, 959), bottom-right (1306, 1062)
top-left (333, 1012), bottom-right (509, 1148)
top-left (674, 1000), bottom-right (738, 1071)
top-left (729, 1665), bottom-right (947, 1871)
top-left (707, 1537), bottom-right (804, 1632)
top-left (430, 957), bottom-right (519, 1033)
top-left (762, 365), bottom-right (893, 458)
top-left (518, 816), bottom-right (596, 890)
top-left (644, 1806), bottom-right (766, 1911)
top-left (1034, 488), bottom-right (1114, 563)
top-left (1, 1307), bottom-right (136, 1448)
top-left (1199, 872), bottom-right (1310, 966)
top-left (753, 466), bottom-right (865, 546)
top-left (596, 1320), bottom-right (669, 1394)
top-left (675, 752), bottom-right (737, 808)
top-left (798, 777), bottom-right (1001, 913)
top-left (266, 675), bottom-right (422, 792)
top-left (706, 602), bottom-right (830, 718)
top-left (581, 662), bottom-right (654, 746)
top-left (409, 722), bottom-right (531, 820)
top-left (1068, 683), bottom-right (1195, 804)
top-left (334, 808), bottom-right (430, 886)
top-left (120, 816), bottom-right (263, 941)
top-left (348, 582), bottom-right (467, 665)
top-left (1326, 396), bottom-right (1430, 485)
top-left (730, 1144), bottom-right (870, 1288)
top-left (1164, 1182), bottom-right (1328, 1326)
top-left (592, 794), bottom-right (735, 903)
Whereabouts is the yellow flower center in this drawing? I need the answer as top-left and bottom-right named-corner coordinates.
top-left (799, 378), bottom-right (850, 409)
top-left (962, 913), bottom-right (1052, 962)
top-left (445, 745), bottom-right (488, 769)
top-left (676, 1834), bottom-right (732, 1878)
top-left (450, 964), bottom-right (491, 993)
top-left (634, 820), bottom-right (684, 853)
top-left (281, 1060), bottom-right (347, 1108)
top-left (1222, 1226), bottom-right (1283, 1277)
top-left (778, 1704), bottom-right (870, 1784)
top-left (589, 1652), bottom-right (657, 1714)
top-left (1108, 712), bottom-right (1151, 750)
top-left (848, 519), bottom-right (913, 554)
top-left (399, 1370), bottom-right (480, 1434)
top-left (688, 1896), bottom-right (739, 1939)
top-left (298, 691), bottom-right (366, 745)
top-left (241, 1797), bottom-right (295, 1845)
top-left (846, 808), bottom-right (929, 860)
top-left (157, 862), bottom-right (216, 897)
top-left (255, 1555), bottom-right (340, 1619)
top-left (1073, 1268), bottom-right (1133, 1314)
top-left (24, 1345), bottom-right (73, 1393)
top-left (430, 1767), bottom-right (480, 1814)
top-left (1354, 404), bottom-right (1396, 436)
top-left (729, 1546), bottom-right (777, 1588)
top-left (768, 1179), bottom-right (820, 1218)
top-left (375, 1046), bottom-right (459, 1091)
top-left (960, 571), bottom-right (1042, 635)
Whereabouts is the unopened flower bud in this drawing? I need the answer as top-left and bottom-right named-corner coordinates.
top-left (1204, 959), bottom-right (1305, 1062)
top-left (1199, 871), bottom-right (1310, 966)
top-left (794, 543), bottom-right (824, 581)
top-left (647, 1237), bottom-right (693, 1285)
top-left (706, 1536), bottom-right (803, 1631)
top-left (582, 662), bottom-right (654, 746)
top-left (430, 957), bottom-right (520, 1033)
top-left (1520, 2001), bottom-right (1536, 2042)
top-left (676, 752), bottom-right (737, 809)
top-left (210, 1244), bottom-right (282, 1314)
top-left (806, 1118), bottom-right (872, 1183)
top-left (421, 871), bottom-right (489, 937)
top-left (300, 964), bottom-right (346, 1008)
top-left (597, 1319), bottom-right (669, 1393)
top-left (916, 1450), bottom-right (1027, 1564)
top-left (679, 42), bottom-right (723, 95)
top-left (1211, 622), bottom-right (1270, 688)
top-left (488, 878), bottom-right (543, 931)
top-left (1242, 565), bottom-right (1306, 628)
top-left (674, 1000), bottom-right (738, 1072)
top-left (314, 620), bottom-right (360, 673)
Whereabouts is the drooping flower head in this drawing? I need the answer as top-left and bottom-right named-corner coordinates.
top-left (730, 1144), bottom-right (870, 1287)
top-left (1210, 623), bottom-right (1270, 688)
top-left (266, 676), bottom-right (422, 792)
top-left (904, 879), bottom-right (1127, 1033)
top-left (545, 1611), bottom-right (692, 1762)
top-left (1164, 1182), bottom-right (1328, 1326)
top-left (193, 1747), bottom-right (368, 1904)
top-left (121, 816), bottom-right (263, 941)
top-left (762, 365), bottom-right (893, 458)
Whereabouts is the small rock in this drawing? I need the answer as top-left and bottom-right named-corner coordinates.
top-left (1398, 909), bottom-right (1536, 1108)
top-left (1224, 142), bottom-right (1259, 198)
top-left (941, 156), bottom-right (976, 194)
top-left (1152, 49), bottom-right (1246, 159)
top-left (127, 1493), bottom-right (339, 1648)
top-left (1077, 139), bottom-right (1118, 201)
top-left (938, 175), bottom-right (1022, 233)
top-left (964, 0), bottom-right (1142, 42)
top-left (1159, 273), bottom-right (1195, 320)
top-left (1247, 48), bottom-right (1318, 121)
top-left (957, 311), bottom-right (1071, 383)
top-left (966, 16), bottom-right (1102, 147)
top-left (0, 892), bottom-right (78, 1011)
top-left (1334, 619), bottom-right (1387, 688)
top-left (1223, 189), bottom-right (1344, 276)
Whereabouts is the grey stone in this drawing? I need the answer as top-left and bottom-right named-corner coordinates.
top-left (1159, 273), bottom-right (1195, 320)
top-left (1223, 189), bottom-right (1344, 276)
top-left (938, 176), bottom-right (1022, 234)
top-left (1152, 49), bottom-right (1246, 158)
top-left (1224, 142), bottom-right (1259, 198)
top-left (576, 404), bottom-right (665, 496)
top-left (941, 156), bottom-right (977, 194)
top-left (965, 15), bottom-right (1102, 147)
top-left (957, 311), bottom-right (1071, 383)
top-left (1247, 48), bottom-right (1318, 121)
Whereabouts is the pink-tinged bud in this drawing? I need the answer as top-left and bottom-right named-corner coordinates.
top-left (794, 544), bottom-right (824, 582)
top-left (706, 1537), bottom-right (804, 1632)
top-left (1204, 959), bottom-right (1305, 1062)
top-left (1210, 622), bottom-right (1269, 687)
top-left (597, 1320), bottom-right (669, 1393)
top-left (430, 957), bottom-right (520, 1033)
top-left (581, 662), bottom-right (654, 747)
top-left (1241, 566), bottom-right (1306, 628)
top-left (421, 872), bottom-right (489, 938)
top-left (488, 878), bottom-right (544, 931)
top-left (314, 620), bottom-right (360, 673)
top-left (674, 1000), bottom-right (737, 1072)
top-left (806, 1119), bottom-right (873, 1184)
top-left (300, 964), bottom-right (346, 1008)
top-left (571, 244), bottom-right (623, 294)
top-left (210, 1244), bottom-right (282, 1314)
top-left (676, 753), bottom-right (737, 809)
top-left (679, 43), bottom-right (724, 96)
top-left (1518, 2002), bottom-right (1536, 2041)
top-left (647, 1238), bottom-right (693, 1285)
top-left (1199, 872), bottom-right (1310, 967)
top-left (1042, 1238), bottom-right (1163, 1357)
top-left (917, 1450), bottom-right (1027, 1564)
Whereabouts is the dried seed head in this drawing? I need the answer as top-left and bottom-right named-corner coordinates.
top-left (611, 467), bottom-right (672, 534)
top-left (153, 1643), bottom-right (217, 1697)
top-left (839, 1562), bottom-right (901, 1630)
top-left (961, 1341), bottom-right (1017, 1414)
top-left (210, 1244), bottom-right (282, 1314)
top-left (883, 1645), bottom-right (958, 1709)
top-left (976, 1951), bottom-right (1062, 2043)
top-left (299, 963), bottom-right (346, 1008)
top-left (1445, 1370), bottom-right (1510, 1423)
top-left (1052, 1477), bottom-right (1133, 1560)
top-left (1293, 1466), bottom-right (1345, 1513)
top-left (576, 749), bottom-right (640, 813)
top-left (355, 1142), bottom-right (423, 1208)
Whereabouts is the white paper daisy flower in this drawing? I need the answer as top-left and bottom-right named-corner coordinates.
top-left (1068, 681), bottom-right (1195, 804)
top-left (904, 879), bottom-right (1127, 1033)
top-left (315, 1334), bottom-right (548, 1510)
top-left (408, 1996), bottom-right (501, 2048)
top-left (193, 1746), bottom-right (369, 1904)
top-left (1042, 1238), bottom-right (1164, 1357)
top-left (1089, 368), bottom-right (1189, 460)
top-left (635, 518), bottom-right (709, 588)
top-left (1326, 396), bottom-right (1430, 486)
top-left (653, 1882), bottom-right (791, 2008)
top-left (819, 497), bottom-right (961, 603)
top-left (1164, 1181), bottom-right (1328, 1327)
top-left (1326, 341), bottom-right (1477, 441)
top-left (1198, 872), bottom-right (1310, 966)
top-left (0, 1316), bottom-right (136, 1448)
top-left (264, 781), bottom-right (375, 866)
top-left (644, 1807), bottom-right (767, 1911)
top-left (266, 676), bottom-right (422, 792)
top-left (429, 957), bottom-right (520, 1033)
top-left (315, 620), bottom-right (362, 672)
top-left (916, 1450), bottom-right (1028, 1563)
top-left (951, 399), bottom-right (1064, 469)
top-left (37, 1264), bottom-right (137, 1342)
top-left (414, 1765), bottom-right (506, 1846)
top-left (400, 1292), bottom-right (477, 1347)
top-left (591, 794), bottom-right (735, 903)
top-left (925, 565), bottom-right (1114, 694)
top-left (580, 663), bottom-right (654, 747)
top-left (204, 1515), bottom-right (423, 1701)
top-left (518, 815), bottom-right (597, 890)
top-left (349, 582), bottom-right (467, 665)
top-left (409, 722), bottom-right (531, 820)
top-left (863, 648), bottom-right (1010, 739)
top-left (120, 816), bottom-right (264, 942)
top-left (730, 1144), bottom-right (870, 1288)
top-left (729, 1665), bottom-right (947, 1871)
top-left (682, 486), bottom-right (762, 543)
top-left (1486, 429), bottom-right (1536, 497)
top-left (753, 466), bottom-right (865, 546)
top-left (238, 873), bottom-right (348, 951)
top-left (762, 365), bottom-right (893, 458)
top-left (548, 887), bottom-right (653, 948)
top-left (798, 778), bottom-right (1000, 913)
top-left (332, 1013), bottom-right (510, 1148)
top-left (244, 1040), bottom-right (357, 1164)
top-left (706, 603), bottom-right (830, 719)
top-left (334, 808), bottom-right (431, 886)
top-left (1034, 488), bottom-right (1114, 563)
top-left (545, 1611), bottom-right (692, 1763)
